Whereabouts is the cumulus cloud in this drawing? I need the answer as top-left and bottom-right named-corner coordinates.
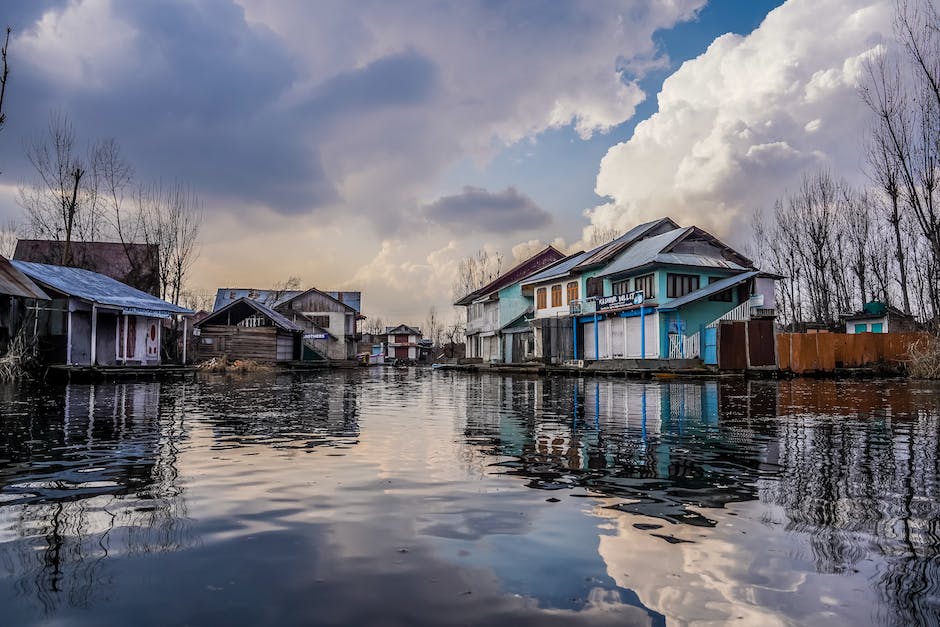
top-left (587, 0), bottom-right (893, 245)
top-left (0, 0), bottom-right (705, 321)
top-left (423, 186), bottom-right (552, 234)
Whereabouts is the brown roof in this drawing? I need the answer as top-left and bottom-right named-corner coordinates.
top-left (454, 245), bottom-right (566, 305)
top-left (14, 240), bottom-right (160, 296)
top-left (0, 255), bottom-right (49, 299)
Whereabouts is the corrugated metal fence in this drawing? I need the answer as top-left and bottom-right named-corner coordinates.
top-left (776, 332), bottom-right (927, 374)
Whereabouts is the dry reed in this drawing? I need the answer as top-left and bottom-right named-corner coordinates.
top-left (196, 356), bottom-right (273, 373)
top-left (906, 335), bottom-right (940, 379)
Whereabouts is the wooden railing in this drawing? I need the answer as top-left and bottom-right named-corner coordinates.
top-left (668, 332), bottom-right (700, 359)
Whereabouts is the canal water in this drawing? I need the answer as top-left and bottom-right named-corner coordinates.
top-left (1, 370), bottom-right (938, 626)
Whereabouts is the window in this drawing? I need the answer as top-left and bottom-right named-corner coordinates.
top-left (311, 315), bottom-right (330, 328)
top-left (586, 276), bottom-right (603, 298)
top-left (854, 323), bottom-right (868, 333)
top-left (551, 284), bottom-right (562, 307)
top-left (612, 280), bottom-right (629, 296)
top-left (667, 273), bottom-right (700, 298)
top-left (634, 274), bottom-right (655, 299)
top-left (536, 288), bottom-right (547, 309)
top-left (871, 323), bottom-right (884, 333)
top-left (707, 276), bottom-right (732, 302)
top-left (566, 281), bottom-right (579, 303)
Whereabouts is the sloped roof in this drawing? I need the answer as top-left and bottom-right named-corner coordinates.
top-left (387, 324), bottom-right (421, 336)
top-left (196, 297), bottom-right (303, 332)
top-left (573, 217), bottom-right (680, 271)
top-left (14, 239), bottom-right (160, 296)
top-left (0, 255), bottom-right (49, 300)
top-left (594, 228), bottom-right (691, 278)
top-left (213, 287), bottom-right (360, 313)
top-left (519, 250), bottom-right (591, 286)
top-left (657, 270), bottom-right (760, 311)
top-left (454, 246), bottom-right (565, 306)
top-left (11, 260), bottom-right (191, 317)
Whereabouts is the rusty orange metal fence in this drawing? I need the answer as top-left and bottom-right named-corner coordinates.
top-left (776, 332), bottom-right (928, 374)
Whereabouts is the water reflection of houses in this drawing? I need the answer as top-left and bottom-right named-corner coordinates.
top-left (196, 372), bottom-right (361, 449)
top-left (0, 382), bottom-right (190, 614)
top-left (463, 376), bottom-right (780, 525)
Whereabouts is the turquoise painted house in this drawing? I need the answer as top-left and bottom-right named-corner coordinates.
top-left (522, 218), bottom-right (779, 364)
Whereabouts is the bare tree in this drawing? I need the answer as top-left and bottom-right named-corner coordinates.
top-left (137, 182), bottom-right (203, 305)
top-left (0, 26), bottom-right (11, 168)
top-left (588, 224), bottom-right (620, 248)
top-left (179, 288), bottom-right (215, 312)
top-left (363, 316), bottom-right (385, 336)
top-left (269, 276), bottom-right (302, 304)
top-left (18, 112), bottom-right (95, 263)
top-left (424, 305), bottom-right (443, 347)
top-left (452, 248), bottom-right (503, 301)
top-left (0, 218), bottom-right (19, 257)
top-left (861, 0), bottom-right (940, 316)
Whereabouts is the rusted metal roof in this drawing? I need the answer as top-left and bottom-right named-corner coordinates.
top-left (0, 255), bottom-right (50, 300)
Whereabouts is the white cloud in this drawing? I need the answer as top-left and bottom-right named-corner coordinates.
top-left (588, 0), bottom-right (893, 245)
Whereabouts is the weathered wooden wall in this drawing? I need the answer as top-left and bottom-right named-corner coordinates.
top-left (196, 325), bottom-right (285, 362)
top-left (776, 332), bottom-right (927, 374)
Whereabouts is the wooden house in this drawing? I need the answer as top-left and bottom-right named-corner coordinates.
top-left (384, 325), bottom-right (423, 360)
top-left (193, 298), bottom-right (303, 363)
top-left (10, 260), bottom-right (192, 366)
top-left (0, 255), bottom-right (50, 354)
top-left (212, 288), bottom-right (363, 361)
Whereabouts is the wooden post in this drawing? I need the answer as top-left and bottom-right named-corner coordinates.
top-left (182, 316), bottom-right (188, 364)
top-left (66, 305), bottom-right (73, 365)
top-left (90, 304), bottom-right (97, 366)
top-left (122, 314), bottom-right (129, 364)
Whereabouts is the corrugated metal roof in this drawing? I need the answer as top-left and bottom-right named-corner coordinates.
top-left (11, 260), bottom-right (191, 315)
top-left (197, 297), bottom-right (303, 332)
top-left (573, 217), bottom-right (679, 270)
top-left (454, 246), bottom-right (565, 305)
top-left (596, 228), bottom-right (691, 278)
top-left (213, 288), bottom-right (360, 313)
top-left (652, 253), bottom-right (748, 271)
top-left (0, 256), bottom-right (49, 299)
top-left (519, 250), bottom-right (591, 286)
top-left (657, 270), bottom-right (759, 311)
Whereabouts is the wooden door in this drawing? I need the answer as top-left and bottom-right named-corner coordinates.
top-left (126, 316), bottom-right (137, 359)
top-left (395, 346), bottom-right (408, 358)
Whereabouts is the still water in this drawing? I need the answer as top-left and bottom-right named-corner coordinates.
top-left (1, 370), bottom-right (939, 626)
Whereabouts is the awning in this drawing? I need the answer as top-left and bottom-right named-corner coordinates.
top-left (657, 270), bottom-right (759, 312)
top-left (121, 307), bottom-right (175, 319)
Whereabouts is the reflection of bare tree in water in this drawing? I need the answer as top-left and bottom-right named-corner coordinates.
top-left (761, 380), bottom-right (940, 626)
top-left (0, 382), bottom-right (193, 615)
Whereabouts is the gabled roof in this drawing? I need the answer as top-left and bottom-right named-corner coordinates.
top-left (213, 287), bottom-right (360, 313)
top-left (598, 226), bottom-right (750, 278)
top-left (519, 250), bottom-right (591, 286)
top-left (196, 297), bottom-right (303, 332)
top-left (14, 239), bottom-right (160, 296)
top-left (0, 255), bottom-right (49, 300)
top-left (454, 246), bottom-right (565, 306)
top-left (11, 260), bottom-right (191, 317)
top-left (387, 324), bottom-right (421, 336)
top-left (573, 217), bottom-right (680, 271)
top-left (657, 271), bottom-right (760, 312)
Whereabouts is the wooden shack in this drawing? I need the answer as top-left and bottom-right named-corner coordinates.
top-left (194, 298), bottom-right (302, 363)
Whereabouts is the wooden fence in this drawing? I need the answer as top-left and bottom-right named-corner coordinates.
top-left (776, 332), bottom-right (927, 374)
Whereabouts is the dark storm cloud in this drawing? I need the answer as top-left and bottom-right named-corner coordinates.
top-left (423, 186), bottom-right (552, 233)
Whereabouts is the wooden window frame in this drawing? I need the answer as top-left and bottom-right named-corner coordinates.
top-left (566, 281), bottom-right (579, 303)
top-left (536, 287), bottom-right (547, 309)
top-left (666, 273), bottom-right (700, 298)
top-left (612, 280), bottom-right (629, 296)
top-left (551, 284), bottom-right (562, 307)
top-left (634, 273), bottom-right (655, 299)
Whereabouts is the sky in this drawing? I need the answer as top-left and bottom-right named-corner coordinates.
top-left (0, 0), bottom-right (896, 324)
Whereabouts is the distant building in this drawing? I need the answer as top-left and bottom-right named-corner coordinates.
top-left (10, 260), bottom-right (191, 366)
top-left (843, 302), bottom-right (918, 334)
top-left (454, 245), bottom-right (566, 362)
top-left (14, 240), bottom-right (161, 296)
top-left (212, 288), bottom-right (364, 360)
top-left (384, 324), bottom-right (423, 360)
